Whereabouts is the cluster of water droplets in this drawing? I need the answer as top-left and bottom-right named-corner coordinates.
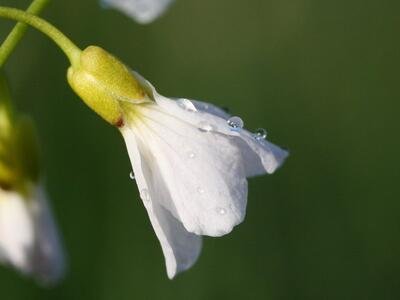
top-left (129, 99), bottom-right (268, 217)
top-left (226, 116), bottom-right (267, 142)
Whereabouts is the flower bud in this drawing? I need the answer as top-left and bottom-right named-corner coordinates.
top-left (0, 115), bottom-right (40, 196)
top-left (0, 72), bottom-right (13, 136)
top-left (1, 72), bottom-right (39, 194)
top-left (67, 46), bottom-right (148, 126)
top-left (0, 73), bottom-right (65, 284)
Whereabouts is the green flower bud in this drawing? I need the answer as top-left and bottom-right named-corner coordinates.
top-left (0, 116), bottom-right (40, 195)
top-left (0, 74), bottom-right (40, 196)
top-left (0, 72), bottom-right (13, 137)
top-left (67, 46), bottom-right (149, 127)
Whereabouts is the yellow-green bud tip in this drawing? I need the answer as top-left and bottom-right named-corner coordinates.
top-left (67, 46), bottom-right (147, 126)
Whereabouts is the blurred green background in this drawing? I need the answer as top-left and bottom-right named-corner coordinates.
top-left (1, 0), bottom-right (399, 299)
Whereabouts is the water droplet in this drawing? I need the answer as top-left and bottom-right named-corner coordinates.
top-left (177, 99), bottom-right (197, 112)
top-left (141, 189), bottom-right (150, 202)
top-left (227, 116), bottom-right (244, 131)
top-left (197, 187), bottom-right (205, 194)
top-left (198, 121), bottom-right (214, 132)
top-left (129, 171), bottom-right (135, 180)
top-left (187, 151), bottom-right (196, 159)
top-left (254, 128), bottom-right (267, 140)
top-left (216, 207), bottom-right (227, 215)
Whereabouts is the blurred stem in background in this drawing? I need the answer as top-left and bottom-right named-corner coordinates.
top-left (0, 0), bottom-right (50, 68)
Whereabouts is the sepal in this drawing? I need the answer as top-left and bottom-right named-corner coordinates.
top-left (67, 46), bottom-right (149, 126)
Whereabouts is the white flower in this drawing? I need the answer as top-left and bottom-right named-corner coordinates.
top-left (67, 46), bottom-right (288, 279)
top-left (0, 185), bottom-right (65, 284)
top-left (119, 72), bottom-right (288, 278)
top-left (101, 0), bottom-right (174, 24)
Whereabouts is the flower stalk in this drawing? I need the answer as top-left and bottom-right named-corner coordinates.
top-left (0, 0), bottom-right (51, 68)
top-left (0, 6), bottom-right (81, 66)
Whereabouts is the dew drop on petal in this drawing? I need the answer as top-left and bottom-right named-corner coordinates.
top-left (254, 128), bottom-right (268, 140)
top-left (197, 187), bottom-right (205, 194)
top-left (198, 121), bottom-right (214, 132)
top-left (227, 116), bottom-right (244, 131)
top-left (216, 207), bottom-right (227, 215)
top-left (141, 189), bottom-right (150, 202)
top-left (188, 151), bottom-right (196, 159)
top-left (129, 171), bottom-right (135, 180)
top-left (177, 99), bottom-right (197, 112)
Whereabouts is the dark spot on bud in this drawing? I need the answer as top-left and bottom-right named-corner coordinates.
top-left (114, 117), bottom-right (125, 128)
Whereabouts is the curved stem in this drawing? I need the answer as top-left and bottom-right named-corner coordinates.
top-left (0, 0), bottom-right (50, 68)
top-left (0, 7), bottom-right (81, 66)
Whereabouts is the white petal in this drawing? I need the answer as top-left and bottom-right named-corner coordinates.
top-left (0, 189), bottom-right (34, 273)
top-left (28, 188), bottom-right (65, 284)
top-left (123, 103), bottom-right (248, 237)
top-left (132, 74), bottom-right (288, 177)
top-left (233, 129), bottom-right (289, 176)
top-left (101, 0), bottom-right (174, 24)
top-left (0, 187), bottom-right (65, 284)
top-left (121, 129), bottom-right (202, 279)
top-left (189, 100), bottom-right (289, 176)
top-left (190, 100), bottom-right (231, 120)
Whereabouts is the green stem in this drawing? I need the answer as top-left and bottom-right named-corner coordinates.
top-left (0, 7), bottom-right (81, 66)
top-left (0, 0), bottom-right (50, 68)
